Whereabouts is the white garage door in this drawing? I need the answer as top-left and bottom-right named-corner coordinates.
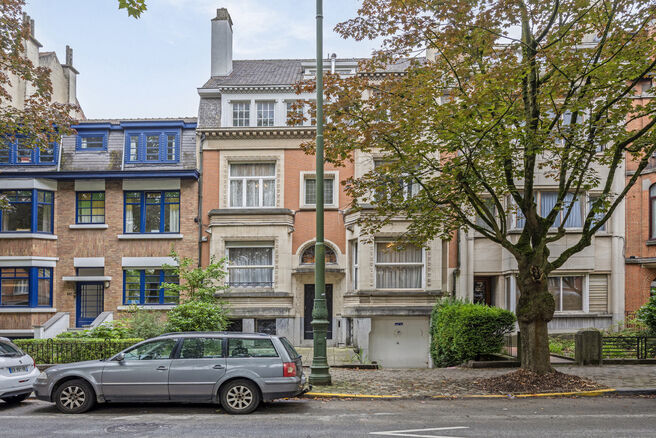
top-left (369, 317), bottom-right (430, 368)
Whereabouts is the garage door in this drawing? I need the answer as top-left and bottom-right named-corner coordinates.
top-left (369, 317), bottom-right (430, 368)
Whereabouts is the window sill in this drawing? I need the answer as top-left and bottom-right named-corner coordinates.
top-left (0, 307), bottom-right (56, 313)
top-left (646, 240), bottom-right (656, 246)
top-left (74, 149), bottom-right (107, 153)
top-left (0, 233), bottom-right (57, 240)
top-left (116, 305), bottom-right (177, 311)
top-left (69, 224), bottom-right (109, 230)
top-left (117, 234), bottom-right (183, 240)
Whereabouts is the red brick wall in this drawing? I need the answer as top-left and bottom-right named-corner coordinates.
top-left (200, 149), bottom-right (220, 266)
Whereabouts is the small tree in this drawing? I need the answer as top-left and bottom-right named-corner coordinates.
top-left (163, 251), bottom-right (230, 332)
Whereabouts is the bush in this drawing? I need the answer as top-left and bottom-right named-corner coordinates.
top-left (637, 296), bottom-right (656, 335)
top-left (430, 298), bottom-right (516, 367)
top-left (14, 338), bottom-right (143, 364)
top-left (165, 300), bottom-right (229, 332)
top-left (122, 306), bottom-right (166, 339)
top-left (56, 320), bottom-right (133, 339)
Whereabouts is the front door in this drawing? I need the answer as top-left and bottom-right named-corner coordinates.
top-left (304, 284), bottom-right (333, 340)
top-left (473, 277), bottom-right (492, 306)
top-left (76, 282), bottom-right (104, 327)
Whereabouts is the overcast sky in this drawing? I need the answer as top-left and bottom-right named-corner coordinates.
top-left (24, 0), bottom-right (380, 119)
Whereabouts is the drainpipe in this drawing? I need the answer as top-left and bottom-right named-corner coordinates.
top-left (197, 132), bottom-right (205, 268)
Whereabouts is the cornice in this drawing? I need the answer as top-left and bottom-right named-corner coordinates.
top-left (199, 127), bottom-right (316, 139)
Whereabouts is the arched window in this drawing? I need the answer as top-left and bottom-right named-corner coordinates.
top-left (650, 279), bottom-right (656, 298)
top-left (651, 184), bottom-right (656, 239)
top-left (301, 245), bottom-right (337, 264)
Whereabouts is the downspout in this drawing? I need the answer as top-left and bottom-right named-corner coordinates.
top-left (197, 132), bottom-right (205, 268)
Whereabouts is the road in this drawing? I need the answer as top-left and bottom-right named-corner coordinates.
top-left (1, 396), bottom-right (654, 437)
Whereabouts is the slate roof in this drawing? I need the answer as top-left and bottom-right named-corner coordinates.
top-left (76, 117), bottom-right (198, 124)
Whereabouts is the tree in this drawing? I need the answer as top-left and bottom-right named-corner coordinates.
top-left (299, 0), bottom-right (656, 373)
top-left (162, 251), bottom-right (230, 332)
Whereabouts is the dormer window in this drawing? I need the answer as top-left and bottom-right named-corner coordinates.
top-left (0, 137), bottom-right (57, 165)
top-left (233, 102), bottom-right (250, 127)
top-left (76, 131), bottom-right (107, 151)
top-left (124, 130), bottom-right (179, 164)
top-left (256, 101), bottom-right (275, 127)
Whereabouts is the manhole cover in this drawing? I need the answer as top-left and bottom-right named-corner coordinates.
top-left (106, 423), bottom-right (172, 433)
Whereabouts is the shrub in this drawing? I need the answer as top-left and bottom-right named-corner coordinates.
top-left (165, 300), bottom-right (229, 332)
top-left (430, 298), bottom-right (516, 367)
top-left (122, 306), bottom-right (166, 339)
top-left (637, 296), bottom-right (656, 335)
top-left (56, 320), bottom-right (133, 339)
top-left (14, 338), bottom-right (143, 364)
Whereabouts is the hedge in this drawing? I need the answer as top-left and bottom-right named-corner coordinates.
top-left (14, 338), bottom-right (143, 364)
top-left (430, 298), bottom-right (516, 367)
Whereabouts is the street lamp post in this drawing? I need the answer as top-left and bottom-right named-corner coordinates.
top-left (309, 0), bottom-right (331, 386)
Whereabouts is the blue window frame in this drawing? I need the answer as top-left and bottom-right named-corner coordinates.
top-left (123, 269), bottom-right (179, 305)
top-left (0, 137), bottom-right (58, 165)
top-left (123, 130), bottom-right (180, 163)
top-left (0, 267), bottom-right (52, 307)
top-left (76, 131), bottom-right (108, 151)
top-left (76, 192), bottom-right (105, 224)
top-left (124, 191), bottom-right (180, 233)
top-left (0, 189), bottom-right (54, 233)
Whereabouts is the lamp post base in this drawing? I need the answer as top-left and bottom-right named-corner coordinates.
top-left (309, 365), bottom-right (332, 385)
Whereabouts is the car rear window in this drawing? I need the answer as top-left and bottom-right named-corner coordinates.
top-left (228, 338), bottom-right (278, 358)
top-left (0, 341), bottom-right (22, 357)
top-left (279, 337), bottom-right (300, 360)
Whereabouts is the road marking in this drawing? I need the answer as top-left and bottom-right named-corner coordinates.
top-left (370, 426), bottom-right (469, 437)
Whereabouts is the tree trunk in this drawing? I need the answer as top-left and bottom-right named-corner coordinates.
top-left (516, 267), bottom-right (555, 374)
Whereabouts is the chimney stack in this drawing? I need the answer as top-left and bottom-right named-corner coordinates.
top-left (211, 8), bottom-right (233, 76)
top-left (66, 45), bottom-right (73, 66)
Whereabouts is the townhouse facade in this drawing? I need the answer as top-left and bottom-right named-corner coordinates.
top-left (0, 117), bottom-right (199, 336)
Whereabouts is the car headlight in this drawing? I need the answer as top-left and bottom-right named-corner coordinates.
top-left (36, 372), bottom-right (48, 381)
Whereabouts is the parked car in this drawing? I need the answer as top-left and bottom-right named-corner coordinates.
top-left (0, 337), bottom-right (40, 404)
top-left (33, 332), bottom-right (307, 414)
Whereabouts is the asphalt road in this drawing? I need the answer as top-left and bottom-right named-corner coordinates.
top-left (1, 396), bottom-right (655, 437)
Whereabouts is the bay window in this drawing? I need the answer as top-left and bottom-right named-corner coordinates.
top-left (349, 239), bottom-right (359, 290)
top-left (124, 269), bottom-right (179, 305)
top-left (0, 267), bottom-right (52, 307)
top-left (0, 190), bottom-right (54, 234)
top-left (229, 163), bottom-right (276, 208)
top-left (226, 244), bottom-right (274, 288)
top-left (375, 241), bottom-right (424, 289)
top-left (124, 191), bottom-right (180, 233)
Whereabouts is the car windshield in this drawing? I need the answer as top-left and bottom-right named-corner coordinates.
top-left (279, 337), bottom-right (300, 360)
top-left (0, 341), bottom-right (22, 357)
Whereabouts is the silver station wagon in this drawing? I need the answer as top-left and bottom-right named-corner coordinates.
top-left (33, 332), bottom-right (307, 414)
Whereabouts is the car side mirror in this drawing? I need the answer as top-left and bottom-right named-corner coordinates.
top-left (114, 353), bottom-right (125, 362)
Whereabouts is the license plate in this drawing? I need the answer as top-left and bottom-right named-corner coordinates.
top-left (9, 366), bottom-right (28, 374)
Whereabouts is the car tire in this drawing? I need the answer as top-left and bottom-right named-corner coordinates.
top-left (2, 393), bottom-right (30, 404)
top-left (53, 379), bottom-right (95, 414)
top-left (219, 379), bottom-right (261, 415)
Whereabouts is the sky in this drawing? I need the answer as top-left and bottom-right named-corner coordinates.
top-left (24, 0), bottom-right (381, 119)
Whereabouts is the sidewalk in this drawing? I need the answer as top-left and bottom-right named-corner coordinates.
top-left (305, 365), bottom-right (656, 397)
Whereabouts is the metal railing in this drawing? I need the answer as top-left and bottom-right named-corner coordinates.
top-left (602, 336), bottom-right (656, 360)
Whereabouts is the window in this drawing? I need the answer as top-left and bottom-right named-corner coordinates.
top-left (256, 101), bottom-right (275, 127)
top-left (76, 131), bottom-right (107, 151)
top-left (123, 269), bottom-right (179, 305)
top-left (303, 175), bottom-right (335, 206)
top-left (286, 101), bottom-right (303, 126)
top-left (228, 338), bottom-right (278, 358)
top-left (124, 131), bottom-right (179, 163)
top-left (229, 163), bottom-right (276, 208)
top-left (0, 137), bottom-right (57, 165)
top-left (373, 160), bottom-right (419, 201)
top-left (475, 198), bottom-right (496, 231)
top-left (123, 339), bottom-right (177, 361)
top-left (232, 102), bottom-right (250, 127)
top-left (124, 191), bottom-right (180, 233)
top-left (541, 192), bottom-right (582, 228)
top-left (226, 245), bottom-right (274, 288)
top-left (256, 319), bottom-right (276, 335)
top-left (280, 337), bottom-right (300, 360)
top-left (0, 190), bottom-right (54, 234)
top-left (588, 196), bottom-right (606, 232)
top-left (375, 242), bottom-right (423, 289)
top-left (0, 267), bottom-right (52, 307)
top-left (301, 245), bottom-right (337, 264)
top-left (350, 240), bottom-right (359, 290)
top-left (548, 276), bottom-right (584, 312)
top-left (651, 184), bottom-right (656, 240)
top-left (76, 192), bottom-right (105, 224)
top-left (179, 337), bottom-right (224, 359)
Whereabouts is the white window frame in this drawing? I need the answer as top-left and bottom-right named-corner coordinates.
top-left (225, 241), bottom-right (274, 288)
top-left (256, 101), bottom-right (275, 127)
top-left (228, 162), bottom-right (276, 208)
top-left (349, 239), bottom-right (359, 291)
top-left (373, 240), bottom-right (425, 290)
top-left (510, 192), bottom-right (586, 231)
top-left (232, 101), bottom-right (250, 127)
top-left (285, 100), bottom-right (303, 126)
top-left (300, 171), bottom-right (338, 209)
top-left (508, 273), bottom-right (589, 313)
top-left (373, 160), bottom-right (419, 201)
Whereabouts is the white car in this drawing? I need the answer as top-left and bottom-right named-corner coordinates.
top-left (0, 337), bottom-right (40, 404)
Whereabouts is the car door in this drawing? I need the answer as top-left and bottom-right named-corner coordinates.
top-left (168, 337), bottom-right (226, 401)
top-left (225, 337), bottom-right (281, 380)
top-left (101, 338), bottom-right (178, 401)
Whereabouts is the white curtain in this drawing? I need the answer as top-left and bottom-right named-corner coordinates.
top-left (167, 204), bottom-right (180, 233)
top-left (563, 193), bottom-right (582, 228)
top-left (375, 243), bottom-right (422, 288)
top-left (125, 206), bottom-right (135, 232)
top-left (228, 247), bottom-right (273, 286)
top-left (541, 192), bottom-right (559, 226)
top-left (230, 180), bottom-right (243, 207)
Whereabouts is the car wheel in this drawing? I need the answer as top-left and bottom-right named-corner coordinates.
top-left (54, 379), bottom-right (95, 414)
top-left (2, 393), bottom-right (29, 404)
top-left (220, 379), bottom-right (261, 415)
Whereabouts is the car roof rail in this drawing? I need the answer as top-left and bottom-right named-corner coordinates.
top-left (156, 331), bottom-right (272, 337)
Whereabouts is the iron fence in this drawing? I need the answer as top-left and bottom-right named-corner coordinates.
top-left (503, 333), bottom-right (519, 357)
top-left (15, 339), bottom-right (141, 364)
top-left (602, 336), bottom-right (656, 360)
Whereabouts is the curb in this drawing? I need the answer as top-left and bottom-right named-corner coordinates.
top-left (304, 388), bottom-right (656, 400)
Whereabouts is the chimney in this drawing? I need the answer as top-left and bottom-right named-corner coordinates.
top-left (62, 45), bottom-right (79, 106)
top-left (66, 45), bottom-right (73, 66)
top-left (211, 8), bottom-right (233, 76)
